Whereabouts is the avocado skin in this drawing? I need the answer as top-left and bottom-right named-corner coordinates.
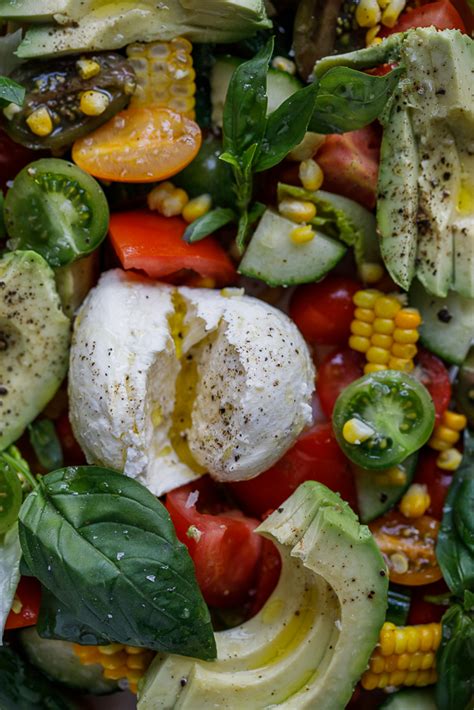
top-left (138, 481), bottom-right (387, 709)
top-left (0, 251), bottom-right (70, 450)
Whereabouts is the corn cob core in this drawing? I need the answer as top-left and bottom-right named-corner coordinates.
top-left (361, 622), bottom-right (441, 690)
top-left (73, 643), bottom-right (154, 694)
top-left (126, 38), bottom-right (196, 118)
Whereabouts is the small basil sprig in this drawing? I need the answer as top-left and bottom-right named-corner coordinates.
top-left (0, 75), bottom-right (25, 109)
top-left (28, 420), bottom-right (63, 473)
top-left (19, 465), bottom-right (216, 660)
top-left (184, 207), bottom-right (236, 243)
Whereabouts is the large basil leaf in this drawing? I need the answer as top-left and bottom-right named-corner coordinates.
top-left (437, 432), bottom-right (474, 598)
top-left (222, 37), bottom-right (273, 157)
top-left (19, 466), bottom-right (216, 660)
top-left (0, 524), bottom-right (21, 641)
top-left (436, 600), bottom-right (474, 710)
top-left (254, 80), bottom-right (320, 172)
top-left (37, 587), bottom-right (110, 646)
top-left (0, 645), bottom-right (70, 710)
top-left (309, 66), bottom-right (402, 134)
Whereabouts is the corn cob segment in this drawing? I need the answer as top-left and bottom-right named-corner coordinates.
top-left (429, 410), bottom-right (467, 453)
top-left (73, 643), bottom-right (154, 694)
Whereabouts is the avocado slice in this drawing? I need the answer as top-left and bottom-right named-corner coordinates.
top-left (15, 1), bottom-right (271, 58)
top-left (138, 481), bottom-right (388, 709)
top-left (0, 251), bottom-right (70, 450)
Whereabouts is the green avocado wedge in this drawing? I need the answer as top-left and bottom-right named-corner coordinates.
top-left (138, 481), bottom-right (388, 709)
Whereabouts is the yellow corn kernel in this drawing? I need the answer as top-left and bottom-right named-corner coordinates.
top-left (371, 333), bottom-right (393, 349)
top-left (364, 363), bottom-right (387, 374)
top-left (387, 466), bottom-right (407, 486)
top-left (393, 328), bottom-right (420, 344)
top-left (103, 667), bottom-right (128, 681)
top-left (127, 654), bottom-right (150, 670)
top-left (432, 426), bottom-right (460, 445)
top-left (182, 194), bottom-right (212, 223)
top-left (381, 0), bottom-right (406, 27)
top-left (98, 643), bottom-right (125, 655)
top-left (356, 0), bottom-right (382, 26)
top-left (442, 410), bottom-right (467, 431)
top-left (271, 56), bottom-right (297, 74)
top-left (359, 261), bottom-right (384, 283)
top-left (349, 335), bottom-right (371, 353)
top-left (399, 483), bottom-right (430, 518)
top-left (354, 307), bottom-right (376, 323)
top-left (342, 418), bottom-right (375, 444)
top-left (76, 58), bottom-right (101, 79)
top-left (80, 90), bottom-right (110, 116)
top-left (391, 342), bottom-right (418, 359)
top-left (436, 448), bottom-right (463, 471)
top-left (290, 224), bottom-right (316, 244)
top-left (125, 645), bottom-right (145, 654)
top-left (395, 308), bottom-right (422, 329)
top-left (351, 320), bottom-right (373, 337)
top-left (366, 346), bottom-right (391, 365)
top-left (26, 106), bottom-right (53, 137)
top-left (193, 276), bottom-right (216, 289)
top-left (373, 317), bottom-right (395, 335)
top-left (429, 437), bottom-right (452, 452)
top-left (147, 183), bottom-right (189, 217)
top-left (278, 198), bottom-right (317, 223)
top-left (388, 356), bottom-right (415, 372)
top-left (353, 289), bottom-right (380, 308)
top-left (100, 653), bottom-right (128, 670)
top-left (73, 645), bottom-right (101, 664)
top-left (126, 668), bottom-right (146, 683)
top-left (365, 25), bottom-right (381, 46)
top-left (374, 295), bottom-right (401, 318)
top-left (299, 158), bottom-right (324, 191)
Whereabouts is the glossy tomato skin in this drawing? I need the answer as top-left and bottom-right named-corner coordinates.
top-left (5, 576), bottom-right (41, 630)
top-left (381, 0), bottom-right (466, 34)
top-left (289, 277), bottom-right (360, 346)
top-left (415, 348), bottom-right (451, 424)
top-left (316, 348), bottom-right (365, 418)
top-left (247, 538), bottom-right (282, 618)
top-left (166, 477), bottom-right (262, 608)
top-left (230, 422), bottom-right (357, 517)
top-left (407, 580), bottom-right (449, 625)
top-left (415, 449), bottom-right (453, 519)
top-left (56, 413), bottom-right (86, 466)
top-left (0, 130), bottom-right (38, 191)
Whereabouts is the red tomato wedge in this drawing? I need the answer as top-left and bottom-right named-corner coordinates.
top-left (109, 210), bottom-right (236, 285)
top-left (5, 576), bottom-right (41, 630)
top-left (166, 477), bottom-right (262, 608)
top-left (414, 348), bottom-right (451, 424)
top-left (72, 107), bottom-right (201, 183)
top-left (414, 449), bottom-right (453, 519)
top-left (316, 348), bottom-right (365, 418)
top-left (381, 0), bottom-right (466, 35)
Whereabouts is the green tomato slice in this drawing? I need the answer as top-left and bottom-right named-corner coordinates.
top-left (0, 459), bottom-right (23, 535)
top-left (333, 370), bottom-right (435, 470)
top-left (4, 158), bottom-right (109, 267)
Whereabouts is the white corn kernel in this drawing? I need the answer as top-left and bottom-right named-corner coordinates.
top-left (342, 418), bottom-right (375, 445)
top-left (436, 448), bottom-right (463, 471)
top-left (271, 56), bottom-right (296, 75)
top-left (3, 102), bottom-right (21, 121)
top-left (278, 198), bottom-right (316, 223)
top-left (299, 159), bottom-right (324, 192)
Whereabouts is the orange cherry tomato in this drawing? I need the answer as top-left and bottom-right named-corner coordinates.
top-left (370, 511), bottom-right (443, 586)
top-left (72, 107), bottom-right (201, 183)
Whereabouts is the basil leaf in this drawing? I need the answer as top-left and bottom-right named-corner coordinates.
top-left (28, 420), bottom-right (63, 473)
top-left (236, 210), bottom-right (250, 253)
top-left (183, 207), bottom-right (236, 243)
top-left (0, 645), bottom-right (70, 710)
top-left (37, 587), bottom-right (110, 646)
top-left (0, 524), bottom-right (21, 641)
top-left (19, 466), bottom-right (216, 660)
top-left (0, 75), bottom-right (25, 108)
top-left (222, 37), bottom-right (273, 158)
top-left (309, 67), bottom-right (402, 134)
top-left (254, 81), bottom-right (320, 172)
top-left (436, 602), bottom-right (474, 710)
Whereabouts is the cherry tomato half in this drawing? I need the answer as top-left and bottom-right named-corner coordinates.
top-left (230, 422), bottom-right (358, 516)
top-left (370, 511), bottom-right (443, 585)
top-left (381, 0), bottom-right (466, 35)
top-left (407, 580), bottom-right (449, 625)
top-left (248, 538), bottom-right (282, 618)
top-left (414, 348), bottom-right (452, 424)
top-left (5, 576), bottom-right (41, 630)
top-left (166, 477), bottom-right (262, 608)
top-left (289, 276), bottom-right (360, 346)
top-left (316, 348), bottom-right (365, 419)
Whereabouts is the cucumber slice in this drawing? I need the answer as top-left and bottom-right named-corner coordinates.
top-left (211, 56), bottom-right (302, 127)
top-left (353, 454), bottom-right (418, 523)
top-left (409, 279), bottom-right (474, 365)
top-left (238, 209), bottom-right (346, 286)
top-left (386, 586), bottom-right (412, 626)
top-left (381, 688), bottom-right (437, 709)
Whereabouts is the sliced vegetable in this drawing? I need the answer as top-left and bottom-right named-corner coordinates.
top-left (386, 586), bottom-right (412, 626)
top-left (414, 348), bottom-right (452, 424)
top-left (5, 575), bottom-right (41, 631)
top-left (316, 348), bottom-right (365, 418)
top-left (353, 454), bottom-right (418, 523)
top-left (370, 510), bottom-right (443, 585)
top-left (173, 133), bottom-right (234, 207)
top-left (0, 645), bottom-right (70, 710)
top-left (3, 53), bottom-right (136, 150)
top-left (381, 0), bottom-right (466, 35)
top-left (72, 107), bottom-right (201, 183)
top-left (166, 477), bottom-right (262, 608)
top-left (333, 371), bottom-right (435, 470)
top-left (381, 688), bottom-right (438, 709)
top-left (4, 159), bottom-right (109, 267)
top-left (0, 455), bottom-right (23, 535)
top-left (108, 210), bottom-right (236, 285)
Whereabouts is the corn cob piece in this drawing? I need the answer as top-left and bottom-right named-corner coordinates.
top-left (126, 37), bottom-right (196, 118)
top-left (73, 643), bottom-right (154, 694)
top-left (429, 410), bottom-right (467, 453)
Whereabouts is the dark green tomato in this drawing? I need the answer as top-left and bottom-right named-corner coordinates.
top-left (173, 133), bottom-right (235, 208)
top-left (0, 458), bottom-right (22, 535)
top-left (333, 370), bottom-right (435, 470)
top-left (4, 159), bottom-right (109, 267)
top-left (4, 53), bottom-right (136, 150)
top-left (455, 346), bottom-right (474, 427)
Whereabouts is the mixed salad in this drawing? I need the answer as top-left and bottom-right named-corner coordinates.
top-left (0, 1), bottom-right (473, 708)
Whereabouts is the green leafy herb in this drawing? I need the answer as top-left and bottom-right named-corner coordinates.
top-left (0, 524), bottom-right (21, 640)
top-left (0, 75), bottom-right (25, 109)
top-left (19, 466), bottom-right (216, 660)
top-left (0, 645), bottom-right (70, 710)
top-left (183, 207), bottom-right (236, 243)
top-left (0, 451), bottom-right (23, 535)
top-left (0, 448), bottom-right (38, 492)
top-left (37, 587), bottom-right (110, 646)
top-left (436, 600), bottom-right (474, 710)
top-left (28, 420), bottom-right (63, 473)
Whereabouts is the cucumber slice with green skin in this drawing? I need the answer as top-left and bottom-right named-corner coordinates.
top-left (211, 56), bottom-right (302, 127)
top-left (353, 453), bottom-right (418, 523)
top-left (409, 280), bottom-right (474, 365)
top-left (380, 688), bottom-right (437, 709)
top-left (386, 586), bottom-right (412, 626)
top-left (238, 209), bottom-right (347, 286)
top-left (333, 371), bottom-right (435, 470)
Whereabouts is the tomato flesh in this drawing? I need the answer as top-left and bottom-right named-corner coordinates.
top-left (414, 449), bottom-right (453, 519)
top-left (414, 348), bottom-right (452, 424)
top-left (381, 0), bottom-right (466, 34)
top-left (5, 576), bottom-right (41, 630)
top-left (317, 348), bottom-right (365, 418)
